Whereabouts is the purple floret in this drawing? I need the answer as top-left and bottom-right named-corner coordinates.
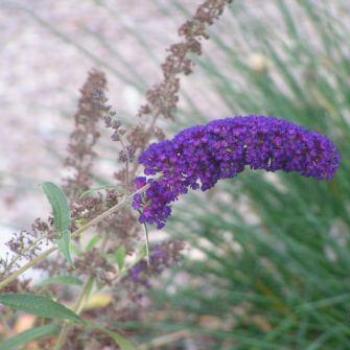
top-left (133, 115), bottom-right (341, 228)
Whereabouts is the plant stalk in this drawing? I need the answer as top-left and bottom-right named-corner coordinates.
top-left (0, 184), bottom-right (150, 291)
top-left (54, 276), bottom-right (95, 350)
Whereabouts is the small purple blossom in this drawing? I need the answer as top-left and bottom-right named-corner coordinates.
top-left (133, 115), bottom-right (341, 228)
top-left (127, 241), bottom-right (185, 288)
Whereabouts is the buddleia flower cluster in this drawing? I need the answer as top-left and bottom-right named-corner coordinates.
top-left (133, 115), bottom-right (340, 228)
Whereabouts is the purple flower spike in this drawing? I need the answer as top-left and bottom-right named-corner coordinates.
top-left (133, 115), bottom-right (341, 228)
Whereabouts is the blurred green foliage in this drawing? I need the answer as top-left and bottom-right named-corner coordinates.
top-left (145, 1), bottom-right (350, 349)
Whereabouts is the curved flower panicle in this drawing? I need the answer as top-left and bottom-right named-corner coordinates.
top-left (133, 115), bottom-right (341, 228)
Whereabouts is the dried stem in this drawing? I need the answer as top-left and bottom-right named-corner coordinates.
top-left (5, 236), bottom-right (45, 273)
top-left (0, 184), bottom-right (150, 291)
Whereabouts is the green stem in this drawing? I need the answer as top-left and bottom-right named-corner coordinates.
top-left (143, 223), bottom-right (150, 265)
top-left (106, 245), bottom-right (148, 287)
top-left (54, 241), bottom-right (148, 349)
top-left (0, 247), bottom-right (56, 291)
top-left (0, 184), bottom-right (150, 291)
top-left (54, 276), bottom-right (95, 350)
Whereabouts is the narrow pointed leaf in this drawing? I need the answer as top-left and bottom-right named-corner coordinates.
top-left (42, 181), bottom-right (73, 264)
top-left (86, 235), bottom-right (102, 252)
top-left (115, 246), bottom-right (126, 271)
top-left (37, 275), bottom-right (83, 287)
top-left (57, 232), bottom-right (73, 265)
top-left (103, 329), bottom-right (136, 350)
top-left (0, 294), bottom-right (81, 323)
top-left (92, 325), bottom-right (136, 350)
top-left (0, 324), bottom-right (59, 350)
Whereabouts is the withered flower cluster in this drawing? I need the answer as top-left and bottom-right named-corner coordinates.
top-left (124, 0), bottom-right (234, 180)
top-left (140, 0), bottom-right (233, 121)
top-left (64, 69), bottom-right (108, 199)
top-left (0, 1), bottom-right (233, 348)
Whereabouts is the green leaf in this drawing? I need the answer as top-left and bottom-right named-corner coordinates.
top-left (57, 233), bottom-right (73, 265)
top-left (0, 294), bottom-right (82, 323)
top-left (0, 324), bottom-right (59, 350)
top-left (86, 235), bottom-right (102, 252)
top-left (42, 181), bottom-right (73, 265)
top-left (102, 329), bottom-right (136, 350)
top-left (89, 323), bottom-right (136, 350)
top-left (37, 275), bottom-right (83, 287)
top-left (139, 245), bottom-right (147, 259)
top-left (115, 246), bottom-right (126, 271)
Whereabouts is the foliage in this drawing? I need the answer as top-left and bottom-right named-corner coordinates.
top-left (1, 1), bottom-right (349, 349)
top-left (148, 1), bottom-right (350, 349)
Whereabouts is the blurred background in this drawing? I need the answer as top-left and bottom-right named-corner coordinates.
top-left (1, 0), bottom-right (350, 349)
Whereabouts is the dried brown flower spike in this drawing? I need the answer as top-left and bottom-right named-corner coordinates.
top-left (64, 69), bottom-right (108, 199)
